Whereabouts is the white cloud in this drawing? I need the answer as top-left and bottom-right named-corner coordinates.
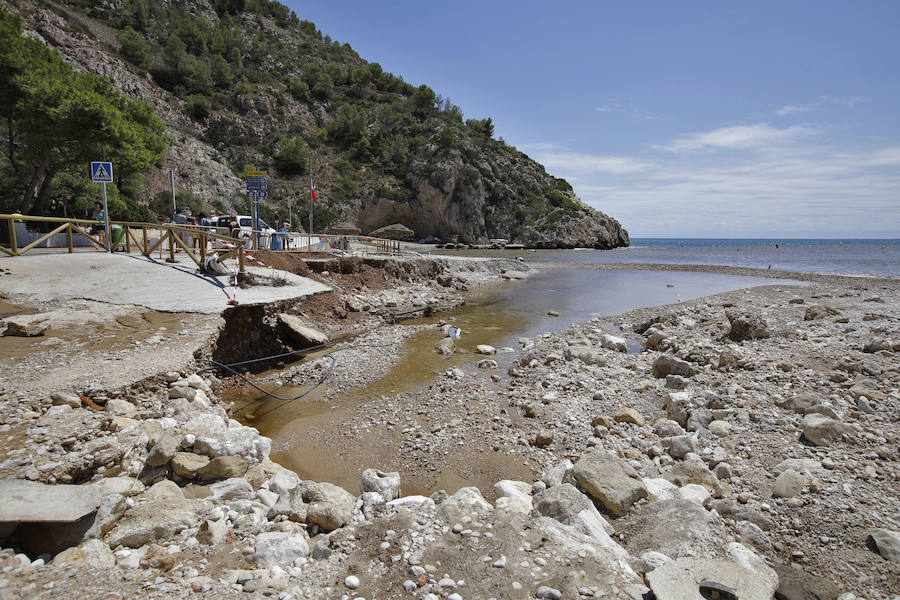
top-left (820, 95), bottom-right (865, 107)
top-left (529, 142), bottom-right (900, 237)
top-left (653, 124), bottom-right (821, 152)
top-left (776, 104), bottom-right (814, 116)
top-left (538, 151), bottom-right (650, 175)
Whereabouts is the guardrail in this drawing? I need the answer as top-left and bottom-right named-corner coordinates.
top-left (1, 214), bottom-right (247, 272)
top-left (1, 214), bottom-right (417, 268)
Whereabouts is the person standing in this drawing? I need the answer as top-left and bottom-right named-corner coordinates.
top-left (173, 207), bottom-right (187, 251)
top-left (91, 201), bottom-right (106, 249)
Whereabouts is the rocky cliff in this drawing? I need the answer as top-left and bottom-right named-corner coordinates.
top-left (8, 0), bottom-right (628, 248)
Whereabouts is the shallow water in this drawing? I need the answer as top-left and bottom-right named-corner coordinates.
top-left (238, 267), bottom-right (799, 495)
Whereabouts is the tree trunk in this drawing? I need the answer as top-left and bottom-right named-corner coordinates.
top-left (22, 160), bottom-right (46, 212)
top-left (31, 161), bottom-right (69, 219)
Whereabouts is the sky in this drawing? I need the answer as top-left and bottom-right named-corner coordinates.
top-left (284, 0), bottom-right (900, 238)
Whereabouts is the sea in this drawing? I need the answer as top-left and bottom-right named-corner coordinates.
top-left (538, 238), bottom-right (900, 278)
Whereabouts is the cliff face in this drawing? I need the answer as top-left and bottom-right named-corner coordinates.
top-left (9, 0), bottom-right (628, 248)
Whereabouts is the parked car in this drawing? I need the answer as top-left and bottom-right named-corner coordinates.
top-left (213, 215), bottom-right (276, 247)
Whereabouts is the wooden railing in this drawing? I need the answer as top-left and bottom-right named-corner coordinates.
top-left (0, 214), bottom-right (417, 268)
top-left (0, 214), bottom-right (247, 272)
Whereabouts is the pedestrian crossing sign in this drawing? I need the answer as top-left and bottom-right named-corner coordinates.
top-left (91, 161), bottom-right (113, 183)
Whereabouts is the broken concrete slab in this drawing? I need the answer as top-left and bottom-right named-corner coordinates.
top-left (0, 479), bottom-right (100, 523)
top-left (278, 313), bottom-right (328, 347)
top-left (646, 557), bottom-right (778, 600)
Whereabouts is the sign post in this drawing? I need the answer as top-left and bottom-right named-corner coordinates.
top-left (91, 161), bottom-right (113, 252)
top-left (245, 170), bottom-right (267, 250)
top-left (168, 169), bottom-right (176, 214)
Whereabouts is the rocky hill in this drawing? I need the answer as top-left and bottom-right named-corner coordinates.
top-left (4, 0), bottom-right (628, 248)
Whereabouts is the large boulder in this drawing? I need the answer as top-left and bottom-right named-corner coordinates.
top-left (193, 427), bottom-right (271, 463)
top-left (652, 355), bottom-right (698, 379)
top-left (624, 499), bottom-right (729, 560)
top-left (360, 469), bottom-right (400, 501)
top-left (253, 531), bottom-right (310, 567)
top-left (867, 529), bottom-right (900, 562)
top-left (306, 483), bottom-right (355, 531)
top-left (105, 498), bottom-right (208, 548)
top-left (572, 451), bottom-right (648, 516)
top-left (801, 413), bottom-right (854, 446)
top-left (647, 557), bottom-right (778, 600)
top-left (726, 310), bottom-right (771, 341)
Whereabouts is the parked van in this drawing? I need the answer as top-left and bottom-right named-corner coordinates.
top-left (214, 215), bottom-right (276, 248)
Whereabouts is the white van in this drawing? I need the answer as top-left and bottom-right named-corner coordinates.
top-left (214, 215), bottom-right (276, 248)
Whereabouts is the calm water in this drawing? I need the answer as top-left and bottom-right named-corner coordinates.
top-left (537, 238), bottom-right (900, 278)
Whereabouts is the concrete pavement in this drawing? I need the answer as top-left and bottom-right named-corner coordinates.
top-left (0, 252), bottom-right (331, 313)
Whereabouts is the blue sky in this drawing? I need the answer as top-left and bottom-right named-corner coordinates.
top-left (284, 0), bottom-right (900, 238)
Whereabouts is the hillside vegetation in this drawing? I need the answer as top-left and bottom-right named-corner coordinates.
top-left (1, 0), bottom-right (628, 247)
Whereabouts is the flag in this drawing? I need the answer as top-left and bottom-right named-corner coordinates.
top-left (310, 168), bottom-right (317, 202)
top-left (311, 189), bottom-right (318, 203)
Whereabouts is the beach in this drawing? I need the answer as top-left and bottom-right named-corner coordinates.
top-left (0, 250), bottom-right (897, 599)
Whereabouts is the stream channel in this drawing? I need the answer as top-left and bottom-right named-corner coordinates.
top-left (228, 265), bottom-right (798, 497)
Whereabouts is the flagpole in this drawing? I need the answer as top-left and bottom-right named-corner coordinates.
top-left (308, 155), bottom-right (313, 251)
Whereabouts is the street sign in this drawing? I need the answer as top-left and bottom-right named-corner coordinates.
top-left (246, 170), bottom-right (267, 177)
top-left (91, 161), bottom-right (113, 183)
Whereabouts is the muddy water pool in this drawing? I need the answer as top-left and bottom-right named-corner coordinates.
top-left (230, 267), bottom-right (799, 496)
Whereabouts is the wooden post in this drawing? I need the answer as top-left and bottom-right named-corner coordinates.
top-left (142, 226), bottom-right (148, 255)
top-left (200, 234), bottom-right (207, 262)
top-left (125, 226), bottom-right (131, 254)
top-left (7, 217), bottom-right (18, 256)
top-left (238, 247), bottom-right (245, 273)
top-left (168, 231), bottom-right (175, 263)
top-left (66, 223), bottom-right (73, 253)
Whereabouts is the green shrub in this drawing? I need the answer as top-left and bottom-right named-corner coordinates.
top-left (117, 26), bottom-right (151, 68)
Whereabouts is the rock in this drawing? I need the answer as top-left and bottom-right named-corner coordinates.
top-left (541, 459), bottom-right (574, 487)
top-left (52, 539), bottom-right (116, 569)
top-left (193, 427), bottom-right (272, 463)
top-left (663, 460), bottom-right (728, 498)
top-left (535, 586), bottom-right (563, 599)
top-left (867, 529), bottom-right (900, 561)
top-left (2, 317), bottom-right (48, 337)
top-left (778, 392), bottom-right (817, 414)
top-left (599, 334), bottom-right (627, 352)
top-left (306, 482), bottom-right (355, 531)
top-left (863, 338), bottom-right (893, 353)
top-left (677, 483), bottom-right (711, 506)
top-left (773, 469), bottom-right (812, 499)
top-left (89, 477), bottom-right (145, 497)
top-left (197, 519), bottom-right (227, 545)
top-left (476, 358), bottom-right (498, 369)
top-left (523, 402), bottom-right (541, 418)
top-left (547, 310), bottom-right (560, 317)
top-left (773, 458), bottom-right (824, 478)
top-left (208, 478), bottom-right (255, 503)
top-left (198, 456), bottom-right (249, 481)
top-left (773, 564), bottom-right (841, 600)
top-left (652, 355), bottom-right (698, 378)
top-left (532, 483), bottom-right (614, 536)
top-left (804, 305), bottom-right (840, 321)
top-left (104, 399), bottom-right (137, 417)
top-left (626, 499), bottom-right (729, 560)
top-left (171, 452), bottom-right (210, 479)
top-left (437, 337), bottom-right (455, 355)
top-left (708, 420), bottom-right (731, 437)
top-left (278, 313), bottom-right (328, 347)
top-left (647, 557), bottom-right (777, 600)
top-left (801, 413), bottom-right (854, 446)
top-left (50, 391), bottom-right (82, 408)
top-left (573, 451), bottom-right (648, 516)
top-left (534, 429), bottom-right (554, 447)
top-left (726, 310), bottom-right (771, 341)
top-left (665, 375), bottom-right (690, 390)
top-left (475, 344), bottom-right (496, 355)
top-left (441, 486), bottom-right (493, 513)
top-left (141, 480), bottom-right (184, 500)
top-left (253, 531), bottom-right (310, 567)
top-left (361, 469), bottom-right (400, 501)
top-left (146, 431), bottom-right (180, 467)
top-left (105, 498), bottom-right (208, 548)
top-left (613, 407), bottom-right (645, 426)
top-left (655, 419), bottom-right (686, 438)
top-left (662, 435), bottom-right (696, 459)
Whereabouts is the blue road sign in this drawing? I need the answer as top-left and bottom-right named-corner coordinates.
top-left (91, 161), bottom-right (113, 183)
